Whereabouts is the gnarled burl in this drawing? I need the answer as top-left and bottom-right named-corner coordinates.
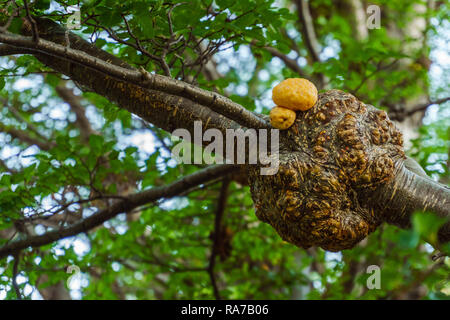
top-left (248, 90), bottom-right (450, 251)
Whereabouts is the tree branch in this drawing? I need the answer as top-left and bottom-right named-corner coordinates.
top-left (0, 164), bottom-right (239, 260)
top-left (208, 178), bottom-right (230, 300)
top-left (293, 0), bottom-right (327, 87)
top-left (12, 252), bottom-right (22, 300)
top-left (23, 0), bottom-right (39, 42)
top-left (389, 97), bottom-right (450, 121)
top-left (406, 97), bottom-right (450, 117)
top-left (0, 122), bottom-right (53, 150)
top-left (55, 85), bottom-right (96, 142)
top-left (0, 43), bottom-right (33, 56)
top-left (371, 163), bottom-right (450, 244)
top-left (1, 97), bottom-right (49, 142)
top-left (263, 46), bottom-right (309, 79)
top-left (294, 0), bottom-right (321, 63)
top-left (0, 27), bottom-right (269, 130)
top-left (0, 26), bottom-right (241, 143)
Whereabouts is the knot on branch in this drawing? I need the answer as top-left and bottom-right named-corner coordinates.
top-left (248, 90), bottom-right (406, 251)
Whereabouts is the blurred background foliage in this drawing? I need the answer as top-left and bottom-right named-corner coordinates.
top-left (0, 0), bottom-right (449, 299)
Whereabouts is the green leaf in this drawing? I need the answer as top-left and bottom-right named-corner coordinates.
top-left (412, 211), bottom-right (448, 246)
top-left (89, 135), bottom-right (104, 154)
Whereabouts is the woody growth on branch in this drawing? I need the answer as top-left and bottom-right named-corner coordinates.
top-left (0, 11), bottom-right (449, 258)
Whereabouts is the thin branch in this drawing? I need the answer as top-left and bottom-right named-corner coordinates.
top-left (351, 59), bottom-right (399, 94)
top-left (0, 164), bottom-right (239, 260)
top-left (295, 0), bottom-right (321, 63)
top-left (55, 85), bottom-right (96, 142)
top-left (263, 46), bottom-right (308, 79)
top-left (1, 97), bottom-right (48, 142)
top-left (0, 122), bottom-right (53, 150)
top-left (294, 0), bottom-right (328, 87)
top-left (0, 71), bottom-right (58, 76)
top-left (346, 0), bottom-right (368, 41)
top-left (0, 1), bottom-right (19, 33)
top-left (0, 30), bottom-right (270, 129)
top-left (389, 97), bottom-right (450, 121)
top-left (208, 178), bottom-right (230, 300)
top-left (23, 0), bottom-right (39, 42)
top-left (12, 252), bottom-right (22, 300)
top-left (0, 157), bottom-right (17, 173)
top-left (406, 97), bottom-right (450, 117)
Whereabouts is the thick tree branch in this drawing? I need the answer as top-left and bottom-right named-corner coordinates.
top-left (0, 43), bottom-right (33, 56)
top-left (0, 164), bottom-right (239, 260)
top-left (0, 29), bottom-right (241, 143)
top-left (371, 163), bottom-right (450, 244)
top-left (0, 26), bottom-right (269, 130)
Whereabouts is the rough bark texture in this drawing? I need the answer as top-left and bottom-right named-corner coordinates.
top-left (247, 90), bottom-right (449, 251)
top-left (369, 165), bottom-right (450, 243)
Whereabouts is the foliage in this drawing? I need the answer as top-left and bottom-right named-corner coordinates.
top-left (0, 0), bottom-right (449, 300)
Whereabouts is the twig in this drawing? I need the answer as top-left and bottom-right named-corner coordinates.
top-left (351, 59), bottom-right (399, 94)
top-left (55, 85), bottom-right (96, 142)
top-left (208, 178), bottom-right (230, 300)
top-left (12, 252), bottom-right (22, 300)
top-left (1, 98), bottom-right (48, 142)
top-left (406, 97), bottom-right (450, 117)
top-left (23, 0), bottom-right (39, 42)
top-left (389, 97), bottom-right (450, 121)
top-left (263, 46), bottom-right (309, 79)
top-left (0, 0), bottom-right (19, 33)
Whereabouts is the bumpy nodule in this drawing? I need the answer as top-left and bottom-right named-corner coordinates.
top-left (248, 90), bottom-right (406, 251)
